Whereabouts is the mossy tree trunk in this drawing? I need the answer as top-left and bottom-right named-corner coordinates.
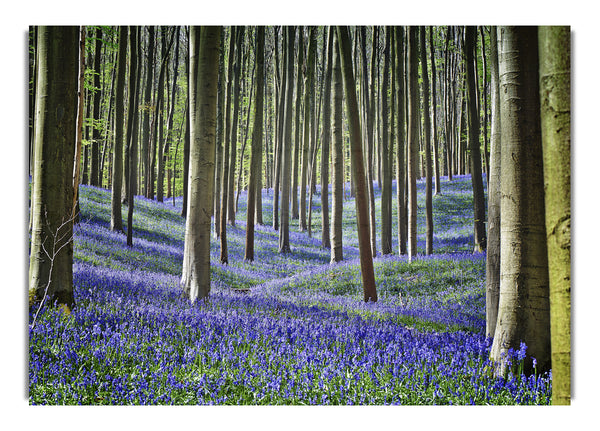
top-left (539, 25), bottom-right (571, 405)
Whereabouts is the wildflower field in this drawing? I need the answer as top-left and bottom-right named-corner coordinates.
top-left (28, 175), bottom-right (553, 406)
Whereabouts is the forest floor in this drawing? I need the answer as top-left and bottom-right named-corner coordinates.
top-left (28, 175), bottom-right (552, 405)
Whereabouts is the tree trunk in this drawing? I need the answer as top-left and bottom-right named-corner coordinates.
top-left (90, 26), bottom-right (102, 187)
top-left (380, 27), bottom-right (392, 256)
top-left (320, 26), bottom-right (334, 250)
top-left (245, 26), bottom-right (265, 262)
top-left (490, 26), bottom-right (550, 376)
top-left (227, 26), bottom-right (245, 226)
top-left (485, 26), bottom-right (502, 338)
top-left (212, 30), bottom-right (225, 228)
top-left (395, 26), bottom-right (407, 255)
top-left (126, 26), bottom-right (140, 248)
top-left (291, 26), bottom-right (304, 221)
top-left (72, 26), bottom-right (86, 223)
top-left (111, 26), bottom-right (127, 232)
top-left (330, 29), bottom-right (344, 263)
top-left (420, 26), bottom-right (434, 255)
top-left (465, 26), bottom-right (487, 253)
top-left (141, 26), bottom-right (155, 198)
top-left (181, 25), bottom-right (221, 302)
top-left (407, 27), bottom-right (419, 259)
top-left (29, 26), bottom-right (78, 310)
top-left (429, 27), bottom-right (441, 195)
top-left (300, 27), bottom-right (316, 232)
top-left (539, 25), bottom-right (571, 405)
top-left (337, 26), bottom-right (377, 303)
top-left (279, 26), bottom-right (295, 253)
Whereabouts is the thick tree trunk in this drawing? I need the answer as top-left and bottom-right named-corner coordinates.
top-left (490, 26), bottom-right (550, 376)
top-left (465, 26), bottom-right (487, 253)
top-left (29, 26), bottom-right (78, 309)
top-left (181, 26), bottom-right (221, 302)
top-left (485, 26), bottom-right (502, 338)
top-left (111, 26), bottom-right (127, 232)
top-left (245, 26), bottom-right (264, 262)
top-left (337, 26), bottom-right (377, 303)
top-left (539, 25), bottom-right (571, 405)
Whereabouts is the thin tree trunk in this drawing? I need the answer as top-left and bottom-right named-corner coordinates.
top-left (142, 26), bottom-right (155, 198)
top-left (485, 26), bottom-right (502, 338)
top-left (291, 27), bottom-right (304, 221)
top-left (330, 29), bottom-right (344, 263)
top-left (465, 26), bottom-right (487, 253)
top-left (245, 27), bottom-right (265, 262)
top-left (320, 27), bottom-right (334, 250)
top-left (380, 27), bottom-right (392, 256)
top-left (429, 26), bottom-right (441, 195)
top-left (420, 27), bottom-right (434, 255)
top-left (73, 26), bottom-right (86, 222)
top-left (407, 27), bottom-right (419, 259)
top-left (126, 26), bottom-right (140, 247)
top-left (111, 26), bottom-right (127, 232)
top-left (395, 26), bottom-right (407, 255)
top-left (279, 26), bottom-right (295, 253)
top-left (90, 26), bottom-right (102, 187)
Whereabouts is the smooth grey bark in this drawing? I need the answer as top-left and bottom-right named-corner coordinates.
top-left (395, 26), bottom-right (407, 255)
top-left (429, 26), bottom-right (441, 195)
top-left (181, 26), bottom-right (221, 302)
top-left (291, 26), bottom-right (304, 221)
top-left (320, 27), bottom-right (334, 250)
top-left (490, 26), bottom-right (550, 376)
top-left (126, 26), bottom-right (140, 248)
top-left (485, 26), bottom-right (501, 338)
top-left (90, 26), bottom-right (102, 187)
top-left (381, 27), bottom-right (392, 256)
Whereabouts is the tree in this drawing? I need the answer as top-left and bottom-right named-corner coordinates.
top-left (337, 26), bottom-right (377, 302)
top-left (90, 26), bottom-right (103, 187)
top-left (407, 26), bottom-right (419, 259)
top-left (245, 26), bottom-right (265, 262)
top-left (380, 27), bottom-right (392, 256)
top-left (429, 27), bottom-right (441, 195)
top-left (126, 26), bottom-right (140, 247)
top-left (29, 26), bottom-right (79, 310)
top-left (464, 26), bottom-right (487, 253)
top-left (300, 27), bottom-right (315, 232)
top-left (72, 26), bottom-right (86, 222)
top-left (330, 29), bottom-right (344, 263)
top-left (141, 26), bottom-right (155, 198)
top-left (110, 26), bottom-right (128, 232)
top-left (279, 26), bottom-right (295, 253)
top-left (490, 26), bottom-right (550, 376)
top-left (539, 25), bottom-right (571, 405)
top-left (181, 25), bottom-right (221, 302)
top-left (291, 26), bottom-right (304, 221)
top-left (485, 26), bottom-right (501, 338)
top-left (394, 26), bottom-right (407, 255)
top-left (320, 27), bottom-right (334, 250)
top-left (420, 26), bottom-right (434, 255)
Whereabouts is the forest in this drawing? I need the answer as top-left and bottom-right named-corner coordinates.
top-left (26, 24), bottom-right (572, 414)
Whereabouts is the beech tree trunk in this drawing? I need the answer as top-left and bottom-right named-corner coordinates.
top-left (181, 25), bottom-right (221, 302)
top-left (90, 26), bottom-right (102, 187)
top-left (464, 26), bottom-right (487, 253)
top-left (407, 27), bottom-right (419, 259)
top-left (490, 26), bottom-right (550, 376)
top-left (291, 27), bottom-right (303, 221)
top-left (245, 26), bottom-right (265, 262)
top-left (320, 27), bottom-right (334, 250)
top-left (279, 26), bottom-right (295, 253)
top-left (111, 26), bottom-right (127, 232)
top-left (330, 29), bottom-right (344, 263)
top-left (380, 27), bottom-right (392, 256)
top-left (539, 25), bottom-right (571, 405)
top-left (29, 26), bottom-right (78, 309)
top-left (485, 26), bottom-right (501, 338)
top-left (395, 26), bottom-right (407, 255)
top-left (126, 26), bottom-right (140, 247)
top-left (337, 26), bottom-right (377, 303)
top-left (420, 26), bottom-right (434, 255)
